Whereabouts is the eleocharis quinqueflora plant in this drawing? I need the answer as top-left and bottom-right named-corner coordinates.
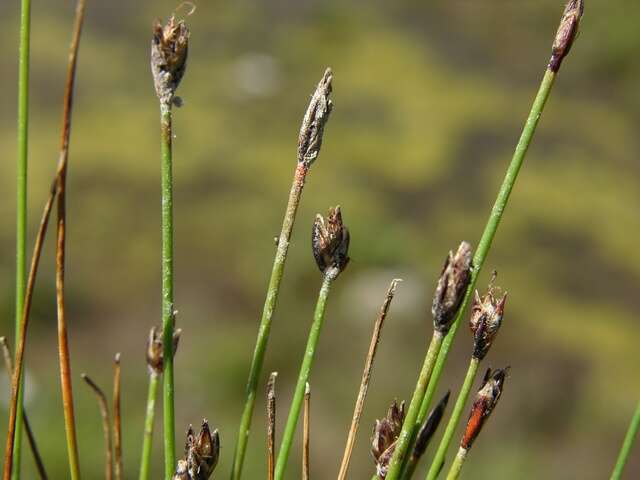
top-left (150, 13), bottom-right (190, 479)
top-left (13, 0), bottom-right (32, 475)
top-left (425, 280), bottom-right (506, 480)
top-left (383, 242), bottom-right (473, 480)
top-left (610, 401), bottom-right (640, 480)
top-left (231, 68), bottom-right (334, 480)
top-left (273, 206), bottom-right (350, 480)
top-left (3, 2), bottom-right (86, 479)
top-left (444, 368), bottom-right (508, 480)
top-left (388, 1), bottom-right (585, 477)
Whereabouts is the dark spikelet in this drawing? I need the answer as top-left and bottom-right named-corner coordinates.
top-left (549, 0), bottom-right (584, 72)
top-left (432, 242), bottom-right (473, 334)
top-left (312, 206), bottom-right (350, 276)
top-left (460, 368), bottom-right (509, 450)
top-left (371, 400), bottom-right (405, 478)
top-left (412, 391), bottom-right (450, 461)
top-left (146, 326), bottom-right (181, 375)
top-left (469, 278), bottom-right (506, 361)
top-left (151, 15), bottom-right (190, 105)
top-left (297, 68), bottom-right (333, 166)
top-left (173, 420), bottom-right (220, 480)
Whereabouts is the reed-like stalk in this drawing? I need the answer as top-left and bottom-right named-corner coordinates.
top-left (273, 268), bottom-right (339, 480)
top-left (383, 332), bottom-right (444, 480)
top-left (113, 354), bottom-right (123, 480)
top-left (138, 373), bottom-right (159, 480)
top-left (266, 372), bottom-right (277, 480)
top-left (610, 401), bottom-right (640, 480)
top-left (81, 374), bottom-right (113, 480)
top-left (0, 338), bottom-right (47, 480)
top-left (3, 3), bottom-right (85, 479)
top-left (337, 279), bottom-right (400, 480)
top-left (302, 383), bottom-right (311, 480)
top-left (425, 359), bottom-right (479, 480)
top-left (444, 448), bottom-right (466, 480)
top-left (14, 1), bottom-right (32, 477)
top-left (231, 69), bottom-right (333, 480)
top-left (409, 2), bottom-right (584, 466)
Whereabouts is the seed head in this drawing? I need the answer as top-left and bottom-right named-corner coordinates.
top-left (469, 280), bottom-right (506, 361)
top-left (146, 326), bottom-right (181, 376)
top-left (311, 206), bottom-right (350, 276)
top-left (432, 242), bottom-right (473, 334)
top-left (460, 368), bottom-right (508, 450)
top-left (371, 400), bottom-right (405, 479)
top-left (175, 420), bottom-right (220, 480)
top-left (151, 15), bottom-right (190, 105)
top-left (298, 68), bottom-right (333, 166)
top-left (549, 0), bottom-right (584, 72)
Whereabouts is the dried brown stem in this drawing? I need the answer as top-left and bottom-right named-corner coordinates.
top-left (266, 372), bottom-right (277, 480)
top-left (55, 2), bottom-right (86, 479)
top-left (113, 354), bottom-right (123, 480)
top-left (0, 338), bottom-right (48, 479)
top-left (302, 383), bottom-right (311, 480)
top-left (337, 279), bottom-right (401, 480)
top-left (81, 374), bottom-right (113, 480)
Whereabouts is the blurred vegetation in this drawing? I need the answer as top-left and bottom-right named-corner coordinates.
top-left (0, 0), bottom-right (638, 478)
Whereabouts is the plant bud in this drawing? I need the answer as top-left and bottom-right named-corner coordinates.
top-left (311, 206), bottom-right (350, 276)
top-left (151, 15), bottom-right (190, 105)
top-left (460, 368), bottom-right (508, 450)
top-left (298, 68), bottom-right (333, 166)
top-left (146, 326), bottom-right (181, 375)
top-left (469, 283), bottom-right (506, 361)
top-left (549, 0), bottom-right (584, 72)
top-left (176, 420), bottom-right (220, 480)
top-left (412, 391), bottom-right (450, 461)
top-left (432, 242), bottom-right (473, 334)
top-left (371, 400), bottom-right (405, 479)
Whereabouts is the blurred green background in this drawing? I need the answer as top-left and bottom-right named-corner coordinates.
top-left (0, 0), bottom-right (639, 478)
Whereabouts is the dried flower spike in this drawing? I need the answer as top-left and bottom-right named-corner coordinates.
top-left (371, 400), bottom-right (405, 479)
top-left (432, 242), bottom-right (473, 334)
top-left (549, 0), bottom-right (584, 72)
top-left (298, 68), bottom-right (333, 166)
top-left (151, 15), bottom-right (190, 105)
top-left (460, 368), bottom-right (508, 451)
top-left (146, 326), bottom-right (181, 375)
top-left (175, 420), bottom-right (220, 480)
top-left (469, 279), bottom-right (506, 361)
top-left (312, 206), bottom-right (350, 275)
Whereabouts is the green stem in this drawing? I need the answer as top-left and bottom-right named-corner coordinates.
top-left (273, 269), bottom-right (338, 480)
top-left (139, 373), bottom-right (160, 480)
top-left (610, 401), bottom-right (640, 480)
top-left (160, 104), bottom-right (176, 480)
top-left (14, 0), bottom-right (31, 478)
top-left (409, 68), bottom-right (557, 465)
top-left (384, 332), bottom-right (444, 480)
top-left (425, 358), bottom-right (479, 480)
top-left (444, 447), bottom-right (467, 480)
top-left (230, 163), bottom-right (309, 480)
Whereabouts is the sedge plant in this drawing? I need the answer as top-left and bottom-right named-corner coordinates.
top-left (231, 68), bottom-right (334, 480)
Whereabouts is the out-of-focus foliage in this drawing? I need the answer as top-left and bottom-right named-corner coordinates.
top-left (0, 1), bottom-right (638, 478)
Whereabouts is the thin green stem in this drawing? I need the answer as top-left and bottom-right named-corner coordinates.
top-left (407, 68), bottom-right (557, 466)
top-left (444, 448), bottom-right (467, 480)
top-left (230, 163), bottom-right (309, 480)
top-left (610, 401), bottom-right (640, 480)
top-left (273, 269), bottom-right (337, 480)
top-left (14, 0), bottom-right (32, 477)
top-left (160, 104), bottom-right (176, 480)
top-left (139, 372), bottom-right (160, 480)
top-left (425, 358), bottom-right (479, 480)
top-left (384, 332), bottom-right (444, 480)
